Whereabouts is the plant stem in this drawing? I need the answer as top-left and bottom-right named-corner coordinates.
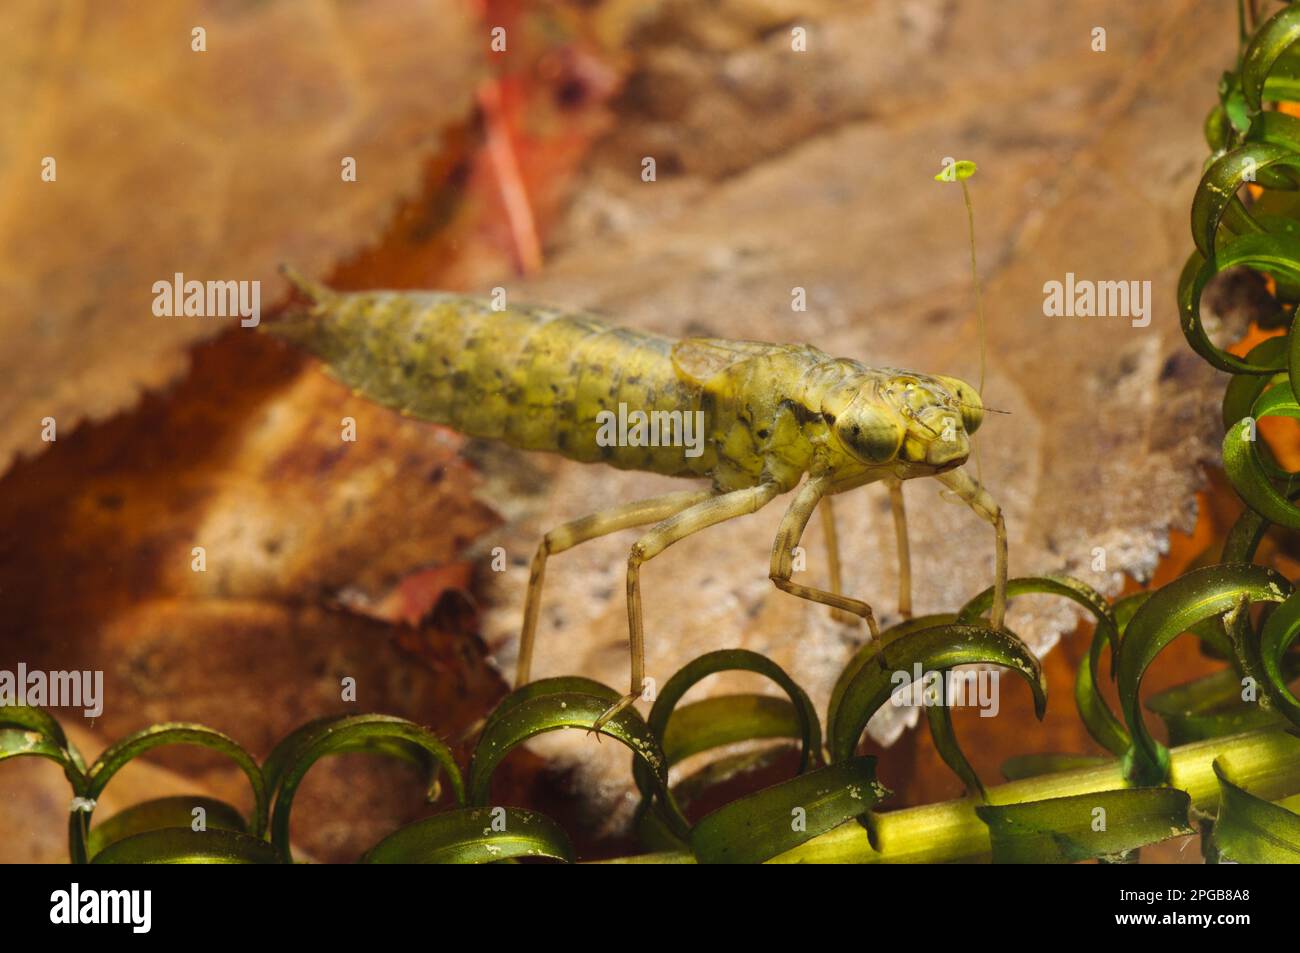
top-left (597, 727), bottom-right (1300, 864)
top-left (959, 177), bottom-right (986, 488)
top-left (960, 179), bottom-right (985, 401)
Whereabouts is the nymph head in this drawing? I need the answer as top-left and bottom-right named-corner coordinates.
top-left (827, 372), bottom-right (983, 471)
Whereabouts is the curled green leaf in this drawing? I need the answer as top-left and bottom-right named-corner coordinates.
top-left (633, 747), bottom-right (793, 853)
top-left (958, 575), bottom-right (1120, 663)
top-left (267, 714), bottom-right (463, 863)
top-left (1146, 667), bottom-right (1286, 745)
top-left (362, 806), bottom-right (572, 864)
top-left (467, 678), bottom-right (687, 838)
top-left (473, 675), bottom-right (615, 745)
top-left (633, 649), bottom-right (820, 811)
top-left (1241, 2), bottom-right (1300, 113)
top-left (690, 757), bottom-right (889, 864)
top-left (1257, 588), bottom-right (1300, 728)
top-left (1117, 564), bottom-right (1290, 785)
top-left (90, 828), bottom-right (279, 864)
top-left (86, 796), bottom-right (247, 861)
top-left (1223, 382), bottom-right (1300, 528)
top-left (1221, 338), bottom-right (1288, 466)
top-left (262, 712), bottom-right (451, 806)
top-left (1219, 474), bottom-right (1300, 564)
top-left (83, 723), bottom-right (265, 823)
top-left (0, 706), bottom-right (87, 788)
top-left (71, 723), bottom-right (266, 865)
top-left (1241, 112), bottom-right (1300, 188)
top-left (828, 622), bottom-right (1047, 797)
top-left (948, 581), bottom-right (1099, 794)
top-left (924, 674), bottom-right (988, 799)
top-left (661, 695), bottom-right (802, 763)
top-left (0, 727), bottom-right (80, 776)
top-left (976, 787), bottom-right (1192, 863)
top-left (1210, 758), bottom-right (1300, 862)
top-left (1190, 143), bottom-right (1300, 257)
top-left (1074, 593), bottom-right (1146, 756)
top-left (1178, 240), bottom-right (1294, 374)
top-left (0, 706), bottom-right (80, 764)
top-left (631, 698), bottom-right (808, 852)
top-left (827, 614), bottom-right (955, 755)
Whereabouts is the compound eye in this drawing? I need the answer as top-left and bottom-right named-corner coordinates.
top-left (935, 376), bottom-right (984, 435)
top-left (836, 407), bottom-right (903, 463)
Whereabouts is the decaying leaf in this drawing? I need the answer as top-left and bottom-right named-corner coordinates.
top-left (0, 0), bottom-right (481, 475)
top-left (0, 330), bottom-right (504, 862)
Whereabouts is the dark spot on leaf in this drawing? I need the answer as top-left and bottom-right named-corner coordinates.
top-left (1159, 350), bottom-right (1198, 383)
top-left (555, 77), bottom-right (588, 110)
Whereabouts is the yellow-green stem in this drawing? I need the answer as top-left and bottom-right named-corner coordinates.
top-left (596, 727), bottom-right (1300, 864)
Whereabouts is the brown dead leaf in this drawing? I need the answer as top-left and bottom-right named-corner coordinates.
top-left (0, 0), bottom-right (482, 476)
top-left (0, 329), bottom-right (499, 633)
top-left (0, 328), bottom-right (505, 862)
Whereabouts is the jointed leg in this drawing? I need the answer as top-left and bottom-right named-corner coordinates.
top-left (771, 474), bottom-right (882, 640)
top-left (889, 480), bottom-right (913, 619)
top-left (817, 496), bottom-right (857, 625)
top-left (936, 467), bottom-right (1007, 629)
top-left (516, 488), bottom-right (713, 687)
top-left (592, 482), bottom-right (783, 730)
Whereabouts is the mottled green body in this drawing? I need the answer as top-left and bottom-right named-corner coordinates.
top-left (267, 281), bottom-right (983, 495)
top-left (267, 275), bottom-right (1008, 683)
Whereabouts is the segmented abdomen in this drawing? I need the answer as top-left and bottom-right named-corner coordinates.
top-left (267, 287), bottom-right (716, 479)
